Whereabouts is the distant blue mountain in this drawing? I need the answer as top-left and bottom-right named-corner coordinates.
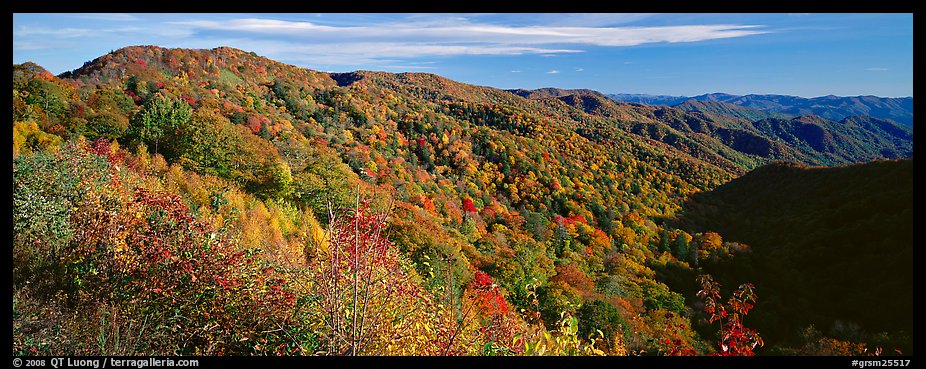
top-left (606, 93), bottom-right (690, 106)
top-left (608, 93), bottom-right (913, 126)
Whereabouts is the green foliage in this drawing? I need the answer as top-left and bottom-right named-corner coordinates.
top-left (13, 63), bottom-right (76, 128)
top-left (13, 141), bottom-right (110, 295)
top-left (86, 110), bottom-right (130, 140)
top-left (640, 280), bottom-right (687, 315)
top-left (535, 282), bottom-right (582, 329)
top-left (128, 92), bottom-right (192, 157)
top-left (83, 88), bottom-right (135, 140)
top-left (576, 299), bottom-right (626, 340)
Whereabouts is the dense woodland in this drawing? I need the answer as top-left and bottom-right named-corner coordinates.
top-left (669, 160), bottom-right (913, 355)
top-left (12, 46), bottom-right (913, 356)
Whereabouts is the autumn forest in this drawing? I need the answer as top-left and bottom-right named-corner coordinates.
top-left (12, 46), bottom-right (913, 357)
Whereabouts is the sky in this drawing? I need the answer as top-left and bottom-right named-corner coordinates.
top-left (12, 13), bottom-right (913, 98)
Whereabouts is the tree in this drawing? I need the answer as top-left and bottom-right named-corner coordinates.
top-left (698, 232), bottom-right (723, 262)
top-left (576, 299), bottom-right (625, 341)
top-left (438, 270), bottom-right (523, 356)
top-left (129, 92), bottom-right (191, 157)
top-left (674, 231), bottom-right (692, 261)
top-left (23, 78), bottom-right (71, 125)
top-left (696, 274), bottom-right (763, 356)
top-left (309, 194), bottom-right (436, 355)
top-left (13, 121), bottom-right (62, 158)
top-left (462, 197), bottom-right (478, 213)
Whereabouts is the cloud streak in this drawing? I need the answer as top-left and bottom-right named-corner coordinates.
top-left (175, 18), bottom-right (768, 47)
top-left (16, 26), bottom-right (143, 38)
top-left (69, 13), bottom-right (142, 22)
top-left (162, 17), bottom-right (769, 67)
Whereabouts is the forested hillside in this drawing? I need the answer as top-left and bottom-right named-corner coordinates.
top-left (13, 46), bottom-right (912, 356)
top-left (538, 91), bottom-right (912, 169)
top-left (670, 160), bottom-right (913, 354)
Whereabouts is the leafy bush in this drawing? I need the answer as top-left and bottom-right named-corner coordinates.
top-left (13, 140), bottom-right (317, 355)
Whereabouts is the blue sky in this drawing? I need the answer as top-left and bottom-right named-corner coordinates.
top-left (13, 13), bottom-right (913, 97)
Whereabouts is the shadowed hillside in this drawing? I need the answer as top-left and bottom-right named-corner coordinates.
top-left (670, 159), bottom-right (913, 354)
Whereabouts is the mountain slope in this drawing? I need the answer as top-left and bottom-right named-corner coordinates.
top-left (673, 100), bottom-right (790, 122)
top-left (750, 115), bottom-right (912, 164)
top-left (670, 159), bottom-right (913, 353)
top-left (519, 89), bottom-right (912, 171)
top-left (15, 45), bottom-right (735, 355)
top-left (550, 93), bottom-right (782, 172)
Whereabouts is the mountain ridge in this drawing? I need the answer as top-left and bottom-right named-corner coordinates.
top-left (608, 92), bottom-right (913, 126)
top-left (509, 88), bottom-right (912, 169)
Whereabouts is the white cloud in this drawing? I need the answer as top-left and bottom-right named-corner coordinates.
top-left (15, 26), bottom-right (143, 38)
top-left (70, 13), bottom-right (142, 22)
top-left (13, 40), bottom-right (65, 51)
top-left (174, 18), bottom-right (767, 48)
top-left (327, 43), bottom-right (580, 57)
top-left (510, 70), bottom-right (522, 73)
top-left (547, 70), bottom-right (560, 74)
top-left (14, 23), bottom-right (196, 41)
top-left (575, 68), bottom-right (584, 72)
top-left (866, 67), bottom-right (889, 72)
top-left (379, 64), bottom-right (438, 71)
top-left (215, 39), bottom-right (583, 67)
